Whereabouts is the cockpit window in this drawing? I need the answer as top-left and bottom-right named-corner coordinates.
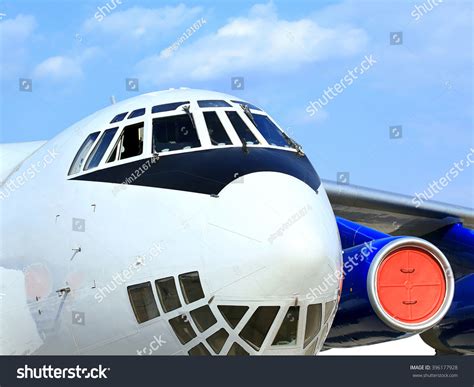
top-left (68, 132), bottom-right (100, 175)
top-left (84, 127), bottom-right (118, 170)
top-left (110, 112), bottom-right (128, 124)
top-left (198, 100), bottom-right (232, 108)
top-left (152, 114), bottom-right (200, 153)
top-left (203, 111), bottom-right (232, 146)
top-left (231, 100), bottom-right (262, 111)
top-left (128, 108), bottom-right (145, 119)
top-left (107, 122), bottom-right (144, 162)
top-left (226, 111), bottom-right (259, 145)
top-left (252, 114), bottom-right (291, 148)
top-left (152, 101), bottom-right (189, 114)
top-left (272, 306), bottom-right (299, 346)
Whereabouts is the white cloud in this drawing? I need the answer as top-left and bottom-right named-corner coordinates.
top-left (33, 56), bottom-right (83, 81)
top-left (0, 14), bottom-right (37, 79)
top-left (33, 47), bottom-right (101, 82)
top-left (81, 4), bottom-right (203, 43)
top-left (136, 2), bottom-right (368, 84)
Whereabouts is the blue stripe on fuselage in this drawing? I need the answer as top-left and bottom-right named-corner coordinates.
top-left (70, 147), bottom-right (321, 195)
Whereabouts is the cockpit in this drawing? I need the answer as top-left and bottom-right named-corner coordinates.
top-left (68, 99), bottom-right (302, 177)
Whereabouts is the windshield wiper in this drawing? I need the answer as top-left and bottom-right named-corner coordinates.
top-left (240, 104), bottom-right (257, 127)
top-left (234, 104), bottom-right (253, 154)
top-left (182, 104), bottom-right (196, 130)
top-left (240, 104), bottom-right (303, 156)
top-left (282, 132), bottom-right (304, 156)
top-left (240, 137), bottom-right (249, 154)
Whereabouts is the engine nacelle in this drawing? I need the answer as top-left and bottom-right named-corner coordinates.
top-left (366, 237), bottom-right (454, 332)
top-left (324, 218), bottom-right (455, 348)
top-left (420, 223), bottom-right (474, 355)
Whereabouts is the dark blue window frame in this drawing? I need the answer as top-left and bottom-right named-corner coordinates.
top-left (198, 100), bottom-right (232, 108)
top-left (110, 112), bottom-right (128, 123)
top-left (152, 101), bottom-right (190, 114)
top-left (128, 108), bottom-right (146, 119)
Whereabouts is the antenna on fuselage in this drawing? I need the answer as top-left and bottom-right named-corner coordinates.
top-left (110, 95), bottom-right (117, 105)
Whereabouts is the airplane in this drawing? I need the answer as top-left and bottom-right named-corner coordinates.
top-left (0, 88), bottom-right (472, 356)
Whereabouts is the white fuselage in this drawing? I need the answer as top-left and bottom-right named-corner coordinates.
top-left (0, 89), bottom-right (342, 356)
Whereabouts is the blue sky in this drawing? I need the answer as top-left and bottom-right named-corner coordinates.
top-left (1, 0), bottom-right (473, 206)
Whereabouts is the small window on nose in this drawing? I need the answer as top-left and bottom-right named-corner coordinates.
top-left (206, 328), bottom-right (229, 354)
top-left (127, 282), bottom-right (159, 323)
top-left (304, 304), bottom-right (322, 348)
top-left (227, 342), bottom-right (249, 356)
top-left (218, 305), bottom-right (249, 329)
top-left (324, 300), bottom-right (337, 324)
top-left (155, 277), bottom-right (182, 313)
top-left (188, 343), bottom-right (211, 356)
top-left (179, 271), bottom-right (205, 304)
top-left (190, 305), bottom-right (217, 332)
top-left (239, 306), bottom-right (280, 350)
top-left (272, 306), bottom-right (299, 346)
top-left (169, 315), bottom-right (196, 344)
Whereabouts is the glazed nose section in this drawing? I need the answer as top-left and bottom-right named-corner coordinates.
top-left (204, 171), bottom-right (342, 300)
top-left (201, 172), bottom-right (342, 355)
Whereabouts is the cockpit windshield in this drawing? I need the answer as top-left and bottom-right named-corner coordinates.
top-left (152, 114), bottom-right (201, 152)
top-left (203, 111), bottom-right (232, 146)
top-left (251, 114), bottom-right (291, 148)
top-left (68, 99), bottom-right (300, 177)
top-left (226, 111), bottom-right (259, 145)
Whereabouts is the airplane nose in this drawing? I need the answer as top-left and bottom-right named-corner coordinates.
top-left (199, 171), bottom-right (342, 355)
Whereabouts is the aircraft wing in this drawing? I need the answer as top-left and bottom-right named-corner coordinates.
top-left (322, 179), bottom-right (474, 236)
top-left (322, 179), bottom-right (474, 355)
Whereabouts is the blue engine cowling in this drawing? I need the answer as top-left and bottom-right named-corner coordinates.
top-left (420, 223), bottom-right (474, 355)
top-left (324, 217), bottom-right (455, 349)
